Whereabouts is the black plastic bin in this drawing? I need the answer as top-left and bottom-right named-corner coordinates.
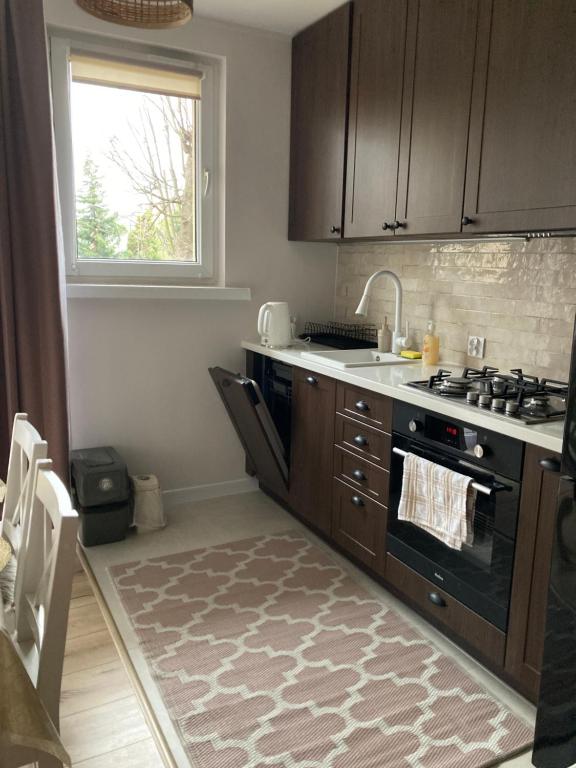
top-left (71, 447), bottom-right (132, 547)
top-left (77, 501), bottom-right (132, 547)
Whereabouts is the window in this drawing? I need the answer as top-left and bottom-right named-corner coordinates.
top-left (50, 37), bottom-right (219, 281)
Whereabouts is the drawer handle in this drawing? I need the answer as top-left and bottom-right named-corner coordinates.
top-left (306, 375), bottom-right (318, 386)
top-left (539, 457), bottom-right (561, 473)
top-left (355, 400), bottom-right (370, 412)
top-left (353, 435), bottom-right (368, 447)
top-left (352, 469), bottom-right (366, 482)
top-left (428, 592), bottom-right (447, 608)
top-left (351, 495), bottom-right (365, 507)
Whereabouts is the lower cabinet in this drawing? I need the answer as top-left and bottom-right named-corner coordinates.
top-left (332, 383), bottom-right (392, 572)
top-left (386, 554), bottom-right (506, 667)
top-left (289, 368), bottom-right (336, 535)
top-left (251, 353), bottom-right (560, 702)
top-left (332, 479), bottom-right (387, 573)
top-left (504, 444), bottom-right (562, 702)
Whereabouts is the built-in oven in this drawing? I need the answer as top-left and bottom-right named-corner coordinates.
top-left (388, 401), bottom-right (524, 631)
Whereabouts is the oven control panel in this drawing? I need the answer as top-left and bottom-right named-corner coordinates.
top-left (393, 400), bottom-right (524, 482)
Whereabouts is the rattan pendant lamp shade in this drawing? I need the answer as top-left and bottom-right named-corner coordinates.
top-left (75, 0), bottom-right (193, 28)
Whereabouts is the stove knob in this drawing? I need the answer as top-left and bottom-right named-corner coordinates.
top-left (409, 419), bottom-right (423, 433)
top-left (473, 443), bottom-right (489, 459)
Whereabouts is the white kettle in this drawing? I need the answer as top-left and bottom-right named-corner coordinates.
top-left (258, 302), bottom-right (292, 348)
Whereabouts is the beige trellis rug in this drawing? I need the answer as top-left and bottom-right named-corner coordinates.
top-left (110, 531), bottom-right (533, 768)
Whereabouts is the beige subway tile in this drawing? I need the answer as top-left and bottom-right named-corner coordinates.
top-left (534, 351), bottom-right (571, 378)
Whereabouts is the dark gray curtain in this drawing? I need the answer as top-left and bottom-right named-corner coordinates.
top-left (0, 0), bottom-right (69, 481)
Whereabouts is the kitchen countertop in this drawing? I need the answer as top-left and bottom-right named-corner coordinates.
top-left (242, 340), bottom-right (564, 454)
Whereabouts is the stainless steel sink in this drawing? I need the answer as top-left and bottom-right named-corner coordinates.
top-left (300, 349), bottom-right (418, 369)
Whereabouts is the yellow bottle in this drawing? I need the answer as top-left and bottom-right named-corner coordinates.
top-left (422, 320), bottom-right (440, 366)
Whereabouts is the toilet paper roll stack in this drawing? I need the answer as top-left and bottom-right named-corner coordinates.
top-left (130, 474), bottom-right (166, 531)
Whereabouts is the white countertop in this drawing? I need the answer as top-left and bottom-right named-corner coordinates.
top-left (242, 340), bottom-right (564, 454)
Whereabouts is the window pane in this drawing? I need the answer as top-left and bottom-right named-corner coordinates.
top-left (70, 76), bottom-right (199, 263)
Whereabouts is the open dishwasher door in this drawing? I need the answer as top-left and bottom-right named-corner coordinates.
top-left (209, 367), bottom-right (289, 502)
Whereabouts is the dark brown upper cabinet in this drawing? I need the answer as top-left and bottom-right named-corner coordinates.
top-left (463, 0), bottom-right (576, 234)
top-left (344, 0), bottom-right (408, 239)
top-left (290, 0), bottom-right (576, 242)
top-left (288, 4), bottom-right (352, 242)
top-left (395, 0), bottom-right (479, 235)
top-left (346, 0), bottom-right (479, 239)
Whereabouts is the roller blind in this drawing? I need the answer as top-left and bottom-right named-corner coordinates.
top-left (70, 53), bottom-right (202, 99)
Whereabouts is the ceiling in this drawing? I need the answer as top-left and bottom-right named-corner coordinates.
top-left (194, 0), bottom-right (346, 36)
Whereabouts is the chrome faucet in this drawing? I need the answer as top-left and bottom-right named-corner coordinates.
top-left (355, 269), bottom-right (407, 354)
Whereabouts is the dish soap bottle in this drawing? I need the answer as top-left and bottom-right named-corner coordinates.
top-left (422, 320), bottom-right (440, 366)
top-left (378, 317), bottom-right (392, 353)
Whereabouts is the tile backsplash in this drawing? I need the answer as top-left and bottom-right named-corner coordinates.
top-left (335, 238), bottom-right (576, 381)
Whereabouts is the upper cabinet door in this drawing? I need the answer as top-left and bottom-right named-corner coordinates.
top-left (463, 0), bottom-right (576, 233)
top-left (344, 0), bottom-right (408, 239)
top-left (288, 4), bottom-right (352, 242)
top-left (395, 0), bottom-right (479, 235)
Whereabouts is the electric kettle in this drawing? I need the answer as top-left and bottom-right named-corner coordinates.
top-left (258, 302), bottom-right (292, 348)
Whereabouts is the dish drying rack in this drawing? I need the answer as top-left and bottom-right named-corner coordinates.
top-left (300, 321), bottom-right (378, 349)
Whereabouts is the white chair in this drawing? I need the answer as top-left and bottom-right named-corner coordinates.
top-left (14, 459), bottom-right (79, 732)
top-left (0, 460), bottom-right (76, 768)
top-left (1, 413), bottom-right (48, 614)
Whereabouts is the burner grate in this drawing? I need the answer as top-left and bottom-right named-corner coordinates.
top-left (405, 365), bottom-right (568, 424)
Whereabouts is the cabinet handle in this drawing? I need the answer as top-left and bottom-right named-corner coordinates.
top-left (389, 220), bottom-right (405, 231)
top-left (382, 222), bottom-right (391, 231)
top-left (306, 375), bottom-right (318, 386)
top-left (461, 216), bottom-right (474, 226)
top-left (539, 457), bottom-right (561, 473)
top-left (351, 495), bottom-right (365, 507)
top-left (330, 225), bottom-right (341, 235)
top-left (352, 469), bottom-right (366, 482)
top-left (355, 400), bottom-right (370, 412)
top-left (428, 592), bottom-right (447, 607)
top-left (353, 435), bottom-right (368, 447)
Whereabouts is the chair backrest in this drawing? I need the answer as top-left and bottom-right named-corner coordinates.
top-left (1, 413), bottom-right (48, 557)
top-left (15, 459), bottom-right (78, 730)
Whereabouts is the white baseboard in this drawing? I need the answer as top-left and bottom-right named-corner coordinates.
top-left (162, 476), bottom-right (259, 510)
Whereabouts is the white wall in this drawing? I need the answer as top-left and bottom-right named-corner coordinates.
top-left (44, 0), bottom-right (337, 495)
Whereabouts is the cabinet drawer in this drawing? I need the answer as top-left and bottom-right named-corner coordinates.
top-left (333, 479), bottom-right (387, 572)
top-left (335, 414), bottom-right (391, 468)
top-left (385, 554), bottom-right (506, 667)
top-left (336, 383), bottom-right (392, 432)
top-left (334, 446), bottom-right (389, 506)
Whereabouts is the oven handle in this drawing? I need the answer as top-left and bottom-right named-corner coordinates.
top-left (392, 447), bottom-right (493, 496)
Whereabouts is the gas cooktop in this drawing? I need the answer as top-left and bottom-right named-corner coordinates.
top-left (404, 365), bottom-right (568, 425)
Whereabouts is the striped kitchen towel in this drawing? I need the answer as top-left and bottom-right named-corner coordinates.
top-left (398, 453), bottom-right (477, 550)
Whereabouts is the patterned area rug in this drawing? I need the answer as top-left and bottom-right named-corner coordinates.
top-left (110, 531), bottom-right (533, 768)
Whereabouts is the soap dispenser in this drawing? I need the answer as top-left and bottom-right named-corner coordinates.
top-left (422, 320), bottom-right (440, 366)
top-left (378, 317), bottom-right (392, 352)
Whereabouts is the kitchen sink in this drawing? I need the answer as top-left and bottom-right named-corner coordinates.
top-left (300, 349), bottom-right (418, 369)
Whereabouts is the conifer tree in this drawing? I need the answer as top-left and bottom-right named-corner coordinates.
top-left (76, 157), bottom-right (124, 259)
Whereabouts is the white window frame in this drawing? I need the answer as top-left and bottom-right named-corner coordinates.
top-left (50, 35), bottom-right (219, 283)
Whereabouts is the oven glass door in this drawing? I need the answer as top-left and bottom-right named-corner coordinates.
top-left (388, 433), bottom-right (521, 630)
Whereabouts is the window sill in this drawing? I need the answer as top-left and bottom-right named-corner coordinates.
top-left (66, 284), bottom-right (252, 301)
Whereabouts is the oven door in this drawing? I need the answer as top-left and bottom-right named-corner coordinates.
top-left (388, 433), bottom-right (521, 631)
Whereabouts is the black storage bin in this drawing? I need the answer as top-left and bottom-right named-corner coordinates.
top-left (78, 501), bottom-right (132, 547)
top-left (71, 447), bottom-right (130, 507)
top-left (71, 447), bottom-right (132, 547)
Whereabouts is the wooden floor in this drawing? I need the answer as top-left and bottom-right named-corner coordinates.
top-left (59, 571), bottom-right (166, 767)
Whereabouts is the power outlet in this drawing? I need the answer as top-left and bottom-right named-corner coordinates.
top-left (468, 335), bottom-right (486, 359)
